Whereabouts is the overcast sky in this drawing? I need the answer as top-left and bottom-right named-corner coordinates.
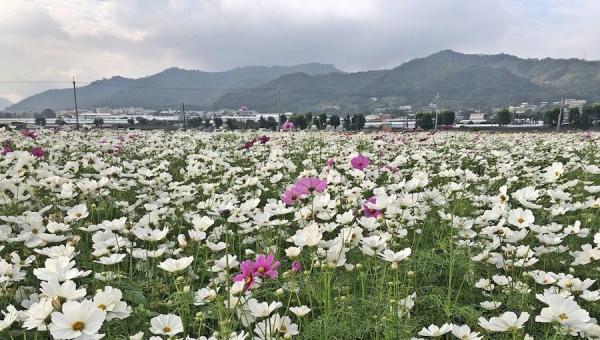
top-left (2, 0), bottom-right (600, 102)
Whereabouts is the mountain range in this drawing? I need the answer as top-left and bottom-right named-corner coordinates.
top-left (7, 50), bottom-right (600, 112)
top-left (0, 97), bottom-right (12, 111)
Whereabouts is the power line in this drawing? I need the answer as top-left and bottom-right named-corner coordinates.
top-left (86, 83), bottom-right (278, 92)
top-left (0, 80), bottom-right (92, 84)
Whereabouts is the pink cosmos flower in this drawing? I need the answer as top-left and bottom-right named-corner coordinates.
top-left (281, 185), bottom-right (306, 206)
top-left (233, 260), bottom-right (255, 291)
top-left (243, 140), bottom-right (255, 149)
top-left (362, 196), bottom-right (382, 218)
top-left (282, 120), bottom-right (294, 131)
top-left (291, 260), bottom-right (301, 273)
top-left (21, 129), bottom-right (37, 140)
top-left (253, 253), bottom-right (280, 279)
top-left (326, 158), bottom-right (334, 168)
top-left (351, 154), bottom-right (370, 170)
top-left (1, 141), bottom-right (13, 155)
top-left (31, 147), bottom-right (45, 158)
top-left (295, 177), bottom-right (328, 193)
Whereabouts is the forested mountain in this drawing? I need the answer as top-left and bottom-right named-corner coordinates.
top-left (9, 50), bottom-right (600, 112)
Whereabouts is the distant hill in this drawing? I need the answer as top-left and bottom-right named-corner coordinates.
top-left (7, 63), bottom-right (342, 111)
top-left (9, 50), bottom-right (600, 112)
top-left (216, 50), bottom-right (600, 112)
top-left (0, 97), bottom-right (12, 111)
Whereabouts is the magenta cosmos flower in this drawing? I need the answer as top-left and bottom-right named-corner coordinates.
top-left (254, 253), bottom-right (281, 279)
top-left (351, 154), bottom-right (370, 170)
top-left (31, 147), bottom-right (45, 158)
top-left (243, 139), bottom-right (256, 149)
top-left (295, 177), bottom-right (328, 193)
top-left (1, 141), bottom-right (13, 155)
top-left (282, 120), bottom-right (294, 131)
top-left (259, 135), bottom-right (270, 144)
top-left (281, 185), bottom-right (306, 206)
top-left (362, 196), bottom-right (382, 218)
top-left (21, 129), bottom-right (37, 140)
top-left (291, 260), bottom-right (301, 273)
top-left (233, 260), bottom-right (255, 290)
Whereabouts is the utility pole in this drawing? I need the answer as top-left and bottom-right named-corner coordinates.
top-left (182, 103), bottom-right (186, 129)
top-left (277, 86), bottom-right (281, 131)
top-left (556, 92), bottom-right (563, 132)
top-left (72, 76), bottom-right (79, 130)
top-left (434, 92), bottom-right (440, 130)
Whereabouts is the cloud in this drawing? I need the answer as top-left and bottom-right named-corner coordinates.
top-left (1, 0), bottom-right (600, 101)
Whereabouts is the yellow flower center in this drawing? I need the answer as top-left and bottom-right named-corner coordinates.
top-left (162, 326), bottom-right (172, 333)
top-left (517, 217), bottom-right (524, 224)
top-left (98, 304), bottom-right (106, 310)
top-left (558, 313), bottom-right (568, 321)
top-left (257, 267), bottom-right (265, 273)
top-left (72, 321), bottom-right (85, 331)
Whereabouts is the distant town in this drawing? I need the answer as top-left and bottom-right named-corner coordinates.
top-left (0, 97), bottom-right (595, 131)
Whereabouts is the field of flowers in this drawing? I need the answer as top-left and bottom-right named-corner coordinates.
top-left (1, 127), bottom-right (599, 339)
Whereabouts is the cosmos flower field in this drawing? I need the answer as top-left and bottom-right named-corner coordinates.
top-left (1, 128), bottom-right (600, 339)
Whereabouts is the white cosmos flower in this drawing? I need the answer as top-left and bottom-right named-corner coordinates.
top-left (93, 286), bottom-right (131, 320)
top-left (418, 323), bottom-right (452, 336)
top-left (94, 253), bottom-right (127, 265)
top-left (188, 230), bottom-right (207, 241)
top-left (289, 305), bottom-right (311, 317)
top-left (492, 274), bottom-right (512, 286)
top-left (130, 247), bottom-right (167, 259)
top-left (129, 332), bottom-right (144, 340)
top-left (49, 300), bottom-right (106, 339)
top-left (22, 298), bottom-right (54, 330)
top-left (194, 287), bottom-right (218, 306)
top-left (480, 300), bottom-right (502, 310)
top-left (451, 324), bottom-right (482, 340)
top-left (474, 278), bottom-right (494, 291)
top-left (33, 257), bottom-right (91, 282)
top-left (543, 162), bottom-right (564, 182)
top-left (285, 246), bottom-right (302, 258)
top-left (0, 305), bottom-right (19, 332)
top-left (535, 293), bottom-right (590, 333)
top-left (191, 215), bottom-right (214, 231)
top-left (66, 204), bottom-right (89, 222)
top-left (290, 223), bottom-right (322, 247)
top-left (157, 256), bottom-right (194, 273)
top-left (210, 255), bottom-right (239, 272)
top-left (247, 299), bottom-right (282, 318)
top-left (478, 311), bottom-right (529, 332)
top-left (254, 313), bottom-right (298, 340)
top-left (131, 226), bottom-right (169, 242)
top-left (206, 241), bottom-right (227, 251)
top-left (580, 290), bottom-right (600, 302)
top-left (34, 244), bottom-right (79, 259)
top-left (149, 314), bottom-right (184, 336)
top-left (507, 208), bottom-right (534, 229)
top-left (40, 278), bottom-right (87, 301)
top-left (378, 248), bottom-right (411, 263)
